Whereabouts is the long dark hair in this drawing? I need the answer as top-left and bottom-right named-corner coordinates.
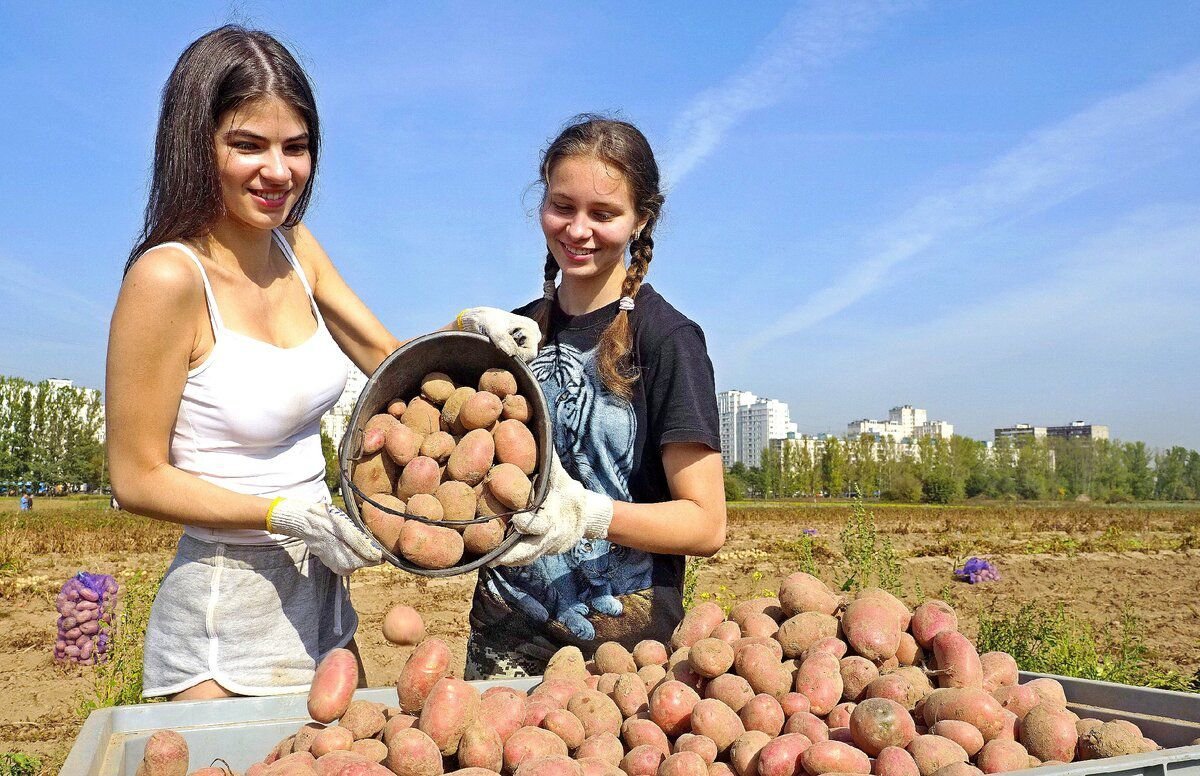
top-left (531, 115), bottom-right (664, 401)
top-left (124, 25), bottom-right (320, 275)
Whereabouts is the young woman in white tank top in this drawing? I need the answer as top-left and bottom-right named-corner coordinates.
top-left (106, 26), bottom-right (541, 700)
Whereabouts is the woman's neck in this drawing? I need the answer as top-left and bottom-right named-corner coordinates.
top-left (557, 263), bottom-right (628, 316)
top-left (198, 219), bottom-right (277, 281)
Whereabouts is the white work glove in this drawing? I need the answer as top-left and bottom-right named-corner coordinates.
top-left (490, 453), bottom-right (614, 567)
top-left (266, 498), bottom-right (383, 575)
top-left (458, 307), bottom-right (541, 362)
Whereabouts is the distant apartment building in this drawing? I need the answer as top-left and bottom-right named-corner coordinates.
top-left (321, 363), bottom-right (369, 449)
top-left (848, 405), bottom-right (952, 443)
top-left (717, 390), bottom-right (796, 468)
top-left (2, 377), bottom-right (105, 442)
top-left (995, 421), bottom-right (1108, 443)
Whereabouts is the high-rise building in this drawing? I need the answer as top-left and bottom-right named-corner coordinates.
top-left (995, 421), bottom-right (1108, 443)
top-left (717, 390), bottom-right (796, 468)
top-left (848, 405), bottom-right (951, 443)
top-left (321, 362), bottom-right (369, 450)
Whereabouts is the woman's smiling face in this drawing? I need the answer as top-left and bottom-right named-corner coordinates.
top-left (214, 96), bottom-right (311, 231)
top-left (541, 155), bottom-right (645, 284)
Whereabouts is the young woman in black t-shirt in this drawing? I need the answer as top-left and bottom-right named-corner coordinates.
top-left (466, 115), bottom-right (728, 678)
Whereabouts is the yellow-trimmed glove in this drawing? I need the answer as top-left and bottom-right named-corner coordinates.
top-left (266, 499), bottom-right (383, 575)
top-left (457, 307), bottom-right (541, 362)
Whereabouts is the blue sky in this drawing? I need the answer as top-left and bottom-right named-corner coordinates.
top-left (2, 2), bottom-right (1199, 449)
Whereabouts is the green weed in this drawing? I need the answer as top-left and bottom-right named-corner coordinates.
top-left (0, 752), bottom-right (41, 776)
top-left (78, 569), bottom-right (163, 715)
top-left (976, 604), bottom-right (1194, 691)
top-left (839, 498), bottom-right (902, 594)
top-left (682, 556), bottom-right (705, 611)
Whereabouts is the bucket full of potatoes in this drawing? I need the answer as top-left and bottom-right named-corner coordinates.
top-left (339, 331), bottom-right (551, 576)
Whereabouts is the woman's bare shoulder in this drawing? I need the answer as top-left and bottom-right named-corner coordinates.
top-left (118, 244), bottom-right (206, 311)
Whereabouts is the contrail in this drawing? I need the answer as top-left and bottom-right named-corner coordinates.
top-left (663, 0), bottom-right (916, 189)
top-left (743, 58), bottom-right (1200, 350)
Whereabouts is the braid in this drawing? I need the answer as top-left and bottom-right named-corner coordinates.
top-left (529, 252), bottom-right (559, 348)
top-left (596, 227), bottom-right (655, 402)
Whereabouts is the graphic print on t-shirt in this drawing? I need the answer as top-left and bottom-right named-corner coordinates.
top-left (485, 342), bottom-right (655, 642)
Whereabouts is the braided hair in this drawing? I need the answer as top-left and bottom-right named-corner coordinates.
top-left (530, 115), bottom-right (664, 402)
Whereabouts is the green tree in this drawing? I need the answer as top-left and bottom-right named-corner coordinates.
top-left (1123, 442), bottom-right (1155, 501)
top-left (1015, 440), bottom-right (1053, 500)
top-left (1155, 447), bottom-right (1194, 500)
top-left (723, 472), bottom-right (745, 501)
top-left (820, 437), bottom-right (847, 497)
top-left (321, 430), bottom-right (340, 493)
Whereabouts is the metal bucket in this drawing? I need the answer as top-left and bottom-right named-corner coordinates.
top-left (338, 331), bottom-right (551, 577)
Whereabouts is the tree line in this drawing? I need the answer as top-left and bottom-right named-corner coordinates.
top-left (0, 376), bottom-right (105, 488)
top-left (725, 434), bottom-right (1200, 503)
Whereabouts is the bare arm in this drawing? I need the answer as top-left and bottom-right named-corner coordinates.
top-left (604, 442), bottom-right (727, 557)
top-left (290, 224), bottom-right (406, 375)
top-left (105, 249), bottom-right (273, 528)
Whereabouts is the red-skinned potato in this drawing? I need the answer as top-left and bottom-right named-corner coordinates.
top-left (342, 699), bottom-right (388, 740)
top-left (383, 605), bottom-right (426, 646)
top-left (649, 680), bottom-right (702, 737)
top-left (784, 712), bottom-right (830, 743)
top-left (568, 689), bottom-right (624, 739)
top-left (479, 688), bottom-right (528, 744)
top-left (849, 698), bottom-right (917, 756)
top-left (776, 613), bottom-right (839, 659)
top-left (739, 694), bottom-right (785, 737)
top-left (841, 599), bottom-right (902, 663)
top-left (504, 727), bottom-right (570, 774)
top-left (308, 648), bottom-right (359, 723)
top-left (1018, 703), bottom-right (1077, 763)
top-left (730, 731), bottom-right (773, 776)
top-left (910, 602), bottom-right (958, 650)
top-left (418, 677), bottom-right (481, 755)
top-left (399, 520), bottom-right (465, 569)
top-left (690, 638), bottom-right (736, 679)
top-left (141, 729), bottom-right (189, 776)
top-left (756, 733), bottom-right (815, 776)
top-left (516, 754), bottom-right (583, 776)
top-left (595, 642), bottom-right (638, 674)
top-left (928, 722), bottom-right (983, 757)
top-left (457, 723), bottom-right (505, 772)
top-left (633, 640), bottom-right (669, 668)
top-left (672, 602), bottom-right (726, 650)
top-left (675, 734), bottom-right (719, 764)
top-left (493, 420), bottom-right (537, 476)
top-left (365, 413), bottom-right (400, 455)
top-left (576, 732), bottom-right (625, 766)
top-left (704, 673), bottom-right (756, 712)
top-left (362, 494), bottom-right (406, 553)
top-left (660, 752), bottom-right (709, 776)
top-left (905, 735), bottom-right (969, 776)
top-left (689, 698), bottom-right (746, 754)
top-left (402, 397), bottom-right (442, 436)
top-left (974, 740), bottom-right (1030, 774)
top-left (611, 672), bottom-right (650, 718)
top-left (931, 632), bottom-right (983, 690)
top-left (396, 639), bottom-right (452, 714)
top-left (778, 572), bottom-right (839, 617)
top-left (873, 746), bottom-right (920, 776)
top-left (621, 717), bottom-right (671, 756)
top-left (620, 744), bottom-right (666, 776)
top-left (541, 708), bottom-right (586, 751)
top-left (794, 652), bottom-right (843, 716)
top-left (384, 727), bottom-right (444, 776)
top-left (840, 657), bottom-right (879, 703)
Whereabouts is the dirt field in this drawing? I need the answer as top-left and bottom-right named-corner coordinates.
top-left (2, 498), bottom-right (1198, 772)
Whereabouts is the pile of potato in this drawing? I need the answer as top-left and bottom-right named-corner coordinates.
top-left (350, 369), bottom-right (538, 570)
top-left (53, 572), bottom-right (116, 665)
top-left (141, 571), bottom-right (1179, 776)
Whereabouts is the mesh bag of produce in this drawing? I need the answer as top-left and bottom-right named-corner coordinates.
top-left (54, 572), bottom-right (118, 665)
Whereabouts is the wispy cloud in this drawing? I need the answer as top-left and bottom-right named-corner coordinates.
top-left (663, 0), bottom-right (915, 188)
top-left (744, 59), bottom-right (1200, 350)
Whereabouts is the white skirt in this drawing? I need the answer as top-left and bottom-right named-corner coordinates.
top-left (142, 534), bottom-right (357, 697)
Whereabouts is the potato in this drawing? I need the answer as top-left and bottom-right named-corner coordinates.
top-left (576, 732), bottom-right (625, 766)
top-left (661, 752), bottom-right (709, 776)
top-left (726, 731), bottom-right (770, 776)
top-left (841, 600), bottom-right (901, 664)
top-left (741, 613), bottom-right (780, 639)
top-left (703, 673), bottom-right (756, 712)
top-left (776, 613), bottom-right (839, 659)
top-left (910, 602), bottom-right (958, 650)
top-left (778, 572), bottom-right (839, 617)
top-left (448, 429), bottom-right (496, 486)
top-left (827, 703), bottom-right (856, 729)
top-left (398, 457), bottom-right (441, 500)
top-left (382, 715), bottom-right (419, 744)
top-left (421, 372), bottom-right (456, 405)
top-left (849, 698), bottom-right (916, 756)
top-left (524, 697), bottom-right (558, 728)
top-left (396, 638), bottom-right (452, 713)
top-left (905, 735), bottom-right (968, 776)
top-left (991, 684), bottom-right (1038, 719)
top-left (479, 368), bottom-right (519, 398)
top-left (977, 653), bottom-right (1017, 694)
top-left (793, 652), bottom-right (843, 716)
top-left (577, 759), bottom-right (623, 776)
top-left (541, 708), bottom-right (586, 751)
top-left (974, 740), bottom-right (1029, 774)
top-left (442, 387), bottom-right (478, 434)
top-left (873, 746), bottom-right (920, 776)
top-left (353, 451), bottom-right (398, 497)
top-left (350, 738), bottom-right (389, 765)
top-left (387, 398), bottom-right (408, 418)
top-left (781, 692), bottom-right (811, 716)
top-left (856, 589), bottom-right (911, 630)
top-left (1024, 678), bottom-right (1067, 708)
top-left (419, 431), bottom-right (456, 464)
top-left (929, 764), bottom-right (981, 776)
top-left (756, 734), bottom-right (814, 776)
top-left (639, 664), bottom-right (668, 693)
top-left (463, 518), bottom-right (507, 555)
top-left (895, 633), bottom-right (922, 667)
top-left (649, 680), bottom-right (701, 737)
top-left (672, 602), bottom-right (726, 650)
top-left (362, 494), bottom-right (406, 553)
top-left (436, 480), bottom-right (478, 523)
top-left (611, 672), bottom-right (650, 718)
top-left (485, 463), bottom-right (533, 510)
top-left (504, 727), bottom-right (569, 774)
top-left (621, 717), bottom-right (671, 756)
top-left (312, 726), bottom-right (355, 757)
top-left (632, 640), bottom-right (668, 668)
top-left (308, 648), bottom-right (359, 723)
top-left (141, 729), bottom-right (189, 776)
top-left (927, 722), bottom-right (982, 757)
top-left (712, 621), bottom-right (742, 643)
top-left (292, 722), bottom-right (325, 754)
top-left (478, 688), bottom-right (528, 744)
top-left (1018, 703), bottom-right (1077, 762)
top-left (569, 689), bottom-right (624, 739)
top-left (922, 688), bottom-right (1005, 741)
top-left (383, 605), bottom-right (426, 646)
top-left (460, 392), bottom-right (504, 431)
top-left (620, 744), bottom-right (667, 776)
top-left (364, 413), bottom-right (399, 455)
top-left (689, 698), bottom-right (746, 754)
top-left (1078, 720), bottom-right (1156, 759)
top-left (502, 394), bottom-right (531, 423)
top-left (545, 646), bottom-right (589, 683)
top-left (447, 770), bottom-right (503, 776)
top-left (490, 421), bottom-right (537, 477)
top-left (931, 632), bottom-right (982, 690)
top-left (406, 493), bottom-right (444, 522)
top-left (593, 641), bottom-right (636, 674)
top-left (675, 734), bottom-right (719, 764)
top-left (402, 397), bottom-right (442, 436)
top-left (690, 638), bottom-right (735, 680)
top-left (863, 674), bottom-right (924, 712)
top-left (734, 643), bottom-right (792, 700)
top-left (382, 422), bottom-right (424, 467)
top-left (739, 694), bottom-right (785, 737)
top-left (840, 657), bottom-right (879, 703)
top-left (516, 755), bottom-right (583, 776)
top-left (343, 699), bottom-right (388, 740)
top-left (399, 520), bottom-right (464, 569)
top-left (384, 727), bottom-right (443, 776)
top-left (804, 638), bottom-right (848, 661)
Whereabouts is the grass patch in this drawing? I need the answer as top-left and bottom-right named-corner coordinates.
top-left (976, 604), bottom-right (1197, 691)
top-left (0, 753), bottom-right (41, 776)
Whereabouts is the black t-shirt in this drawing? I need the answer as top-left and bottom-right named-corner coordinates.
top-left (469, 284), bottom-right (720, 663)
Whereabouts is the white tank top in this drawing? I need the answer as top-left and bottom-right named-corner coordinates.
top-left (161, 231), bottom-right (349, 545)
